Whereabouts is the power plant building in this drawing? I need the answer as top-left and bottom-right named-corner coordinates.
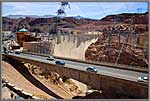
top-left (16, 28), bottom-right (30, 46)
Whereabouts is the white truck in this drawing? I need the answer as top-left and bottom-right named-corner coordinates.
top-left (3, 40), bottom-right (23, 54)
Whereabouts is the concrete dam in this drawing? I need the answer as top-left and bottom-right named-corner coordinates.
top-left (23, 34), bottom-right (100, 60)
top-left (53, 34), bottom-right (99, 60)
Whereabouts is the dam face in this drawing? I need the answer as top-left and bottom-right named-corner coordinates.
top-left (23, 34), bottom-right (100, 60)
top-left (53, 34), bottom-right (99, 60)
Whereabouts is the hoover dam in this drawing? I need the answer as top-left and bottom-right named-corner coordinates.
top-left (53, 34), bottom-right (99, 60)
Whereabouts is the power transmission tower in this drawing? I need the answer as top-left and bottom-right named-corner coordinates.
top-left (49, 1), bottom-right (70, 35)
top-left (47, 2), bottom-right (70, 55)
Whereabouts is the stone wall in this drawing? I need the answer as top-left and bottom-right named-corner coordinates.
top-left (23, 41), bottom-right (55, 55)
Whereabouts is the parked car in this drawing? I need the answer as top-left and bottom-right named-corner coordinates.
top-left (86, 67), bottom-right (98, 73)
top-left (55, 60), bottom-right (65, 65)
top-left (137, 76), bottom-right (148, 83)
top-left (47, 56), bottom-right (54, 61)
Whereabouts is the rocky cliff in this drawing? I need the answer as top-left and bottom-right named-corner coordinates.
top-left (85, 12), bottom-right (148, 68)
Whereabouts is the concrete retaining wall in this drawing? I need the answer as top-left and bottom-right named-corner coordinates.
top-left (23, 41), bottom-right (55, 55)
top-left (5, 55), bottom-right (148, 98)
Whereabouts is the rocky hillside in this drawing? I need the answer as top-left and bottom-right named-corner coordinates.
top-left (2, 17), bottom-right (21, 32)
top-left (100, 12), bottom-right (148, 24)
top-left (3, 12), bottom-right (148, 33)
top-left (85, 12), bottom-right (148, 68)
top-left (2, 16), bottom-right (96, 33)
top-left (75, 12), bottom-right (148, 32)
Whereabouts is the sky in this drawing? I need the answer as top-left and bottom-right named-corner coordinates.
top-left (2, 2), bottom-right (148, 19)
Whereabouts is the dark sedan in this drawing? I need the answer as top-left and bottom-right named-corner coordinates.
top-left (86, 67), bottom-right (98, 73)
top-left (55, 60), bottom-right (65, 65)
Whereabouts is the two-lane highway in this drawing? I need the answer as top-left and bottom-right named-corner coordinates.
top-left (5, 52), bottom-right (148, 83)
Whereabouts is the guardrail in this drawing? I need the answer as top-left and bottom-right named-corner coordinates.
top-left (22, 51), bottom-right (148, 73)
